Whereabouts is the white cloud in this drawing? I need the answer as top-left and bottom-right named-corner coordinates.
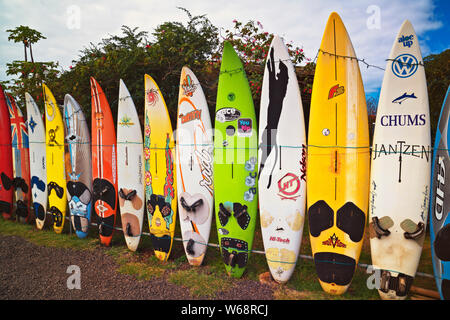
top-left (0, 0), bottom-right (444, 94)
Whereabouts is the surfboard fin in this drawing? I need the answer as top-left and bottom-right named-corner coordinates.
top-left (370, 217), bottom-right (391, 239)
top-left (221, 237), bottom-right (248, 269)
top-left (0, 201), bottom-right (11, 214)
top-left (119, 188), bottom-right (137, 201)
top-left (403, 221), bottom-right (425, 240)
top-left (186, 238), bottom-right (196, 256)
top-left (1, 172), bottom-right (13, 190)
top-left (48, 206), bottom-right (63, 227)
top-left (126, 223), bottom-right (133, 237)
top-left (434, 224), bottom-right (450, 261)
top-left (227, 251), bottom-right (237, 267)
top-left (380, 270), bottom-right (413, 297)
top-left (233, 203), bottom-right (250, 230)
top-left (13, 177), bottom-right (29, 193)
top-left (16, 200), bottom-right (28, 218)
top-left (48, 181), bottom-right (64, 199)
top-left (218, 203), bottom-right (231, 226)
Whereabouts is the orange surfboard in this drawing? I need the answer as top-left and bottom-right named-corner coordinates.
top-left (91, 77), bottom-right (117, 246)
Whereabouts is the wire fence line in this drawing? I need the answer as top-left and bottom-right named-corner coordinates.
top-left (314, 49), bottom-right (425, 71)
top-left (58, 215), bottom-right (434, 279)
top-left (4, 142), bottom-right (435, 151)
top-left (5, 50), bottom-right (436, 279)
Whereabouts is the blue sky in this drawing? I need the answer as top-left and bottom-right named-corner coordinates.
top-left (364, 0), bottom-right (449, 100)
top-left (425, 0), bottom-right (450, 53)
top-left (0, 0), bottom-right (449, 100)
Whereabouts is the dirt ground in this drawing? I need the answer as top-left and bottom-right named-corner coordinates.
top-left (0, 234), bottom-right (275, 300)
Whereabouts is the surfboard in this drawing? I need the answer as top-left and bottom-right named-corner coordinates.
top-left (117, 79), bottom-right (145, 251)
top-left (43, 84), bottom-right (67, 233)
top-left (64, 94), bottom-right (92, 239)
top-left (26, 92), bottom-right (47, 229)
top-left (368, 20), bottom-right (430, 300)
top-left (258, 35), bottom-right (307, 283)
top-left (214, 41), bottom-right (258, 278)
top-left (144, 74), bottom-right (177, 261)
top-left (7, 93), bottom-right (31, 223)
top-left (91, 77), bottom-right (118, 246)
top-left (0, 85), bottom-right (14, 219)
top-left (307, 12), bottom-right (370, 295)
top-left (176, 66), bottom-right (214, 266)
top-left (430, 86), bottom-right (450, 300)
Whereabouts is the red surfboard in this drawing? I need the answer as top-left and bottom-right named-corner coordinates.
top-left (0, 86), bottom-right (14, 219)
top-left (91, 77), bottom-right (117, 246)
top-left (7, 93), bottom-right (31, 222)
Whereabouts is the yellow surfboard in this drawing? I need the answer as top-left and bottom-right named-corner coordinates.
top-left (44, 84), bottom-right (67, 234)
top-left (144, 74), bottom-right (177, 261)
top-left (307, 12), bottom-right (370, 295)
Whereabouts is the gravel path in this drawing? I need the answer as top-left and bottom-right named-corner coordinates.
top-left (0, 234), bottom-right (274, 300)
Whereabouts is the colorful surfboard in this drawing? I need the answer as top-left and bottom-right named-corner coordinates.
top-left (307, 12), bottom-right (370, 295)
top-left (214, 42), bottom-right (258, 278)
top-left (117, 79), bottom-right (145, 251)
top-left (144, 74), bottom-right (177, 261)
top-left (0, 85), bottom-right (13, 219)
top-left (430, 86), bottom-right (450, 300)
top-left (91, 77), bottom-right (117, 246)
top-left (369, 20), bottom-right (430, 300)
top-left (7, 93), bottom-right (31, 223)
top-left (258, 35), bottom-right (307, 283)
top-left (44, 84), bottom-right (67, 233)
top-left (64, 94), bottom-right (92, 238)
top-left (176, 66), bottom-right (214, 266)
top-left (26, 92), bottom-right (47, 229)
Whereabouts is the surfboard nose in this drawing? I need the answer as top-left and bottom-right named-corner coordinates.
top-left (319, 11), bottom-right (355, 59)
top-left (400, 19), bottom-right (413, 31)
top-left (328, 12), bottom-right (342, 22)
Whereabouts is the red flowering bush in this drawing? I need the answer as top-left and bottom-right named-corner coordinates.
top-left (215, 19), bottom-right (313, 108)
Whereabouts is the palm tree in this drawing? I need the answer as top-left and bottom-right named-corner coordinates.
top-left (6, 25), bottom-right (46, 63)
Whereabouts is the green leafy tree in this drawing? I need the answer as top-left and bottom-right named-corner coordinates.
top-left (146, 7), bottom-right (219, 121)
top-left (219, 19), bottom-right (313, 119)
top-left (4, 11), bottom-right (316, 129)
top-left (4, 26), bottom-right (57, 108)
top-left (6, 25), bottom-right (47, 63)
top-left (54, 25), bottom-right (151, 122)
top-left (54, 8), bottom-right (219, 125)
top-left (3, 61), bottom-right (59, 107)
top-left (366, 95), bottom-right (378, 143)
top-left (424, 49), bottom-right (450, 140)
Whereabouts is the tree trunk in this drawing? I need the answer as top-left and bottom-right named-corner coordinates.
top-left (30, 44), bottom-right (34, 63)
top-left (23, 43), bottom-right (27, 62)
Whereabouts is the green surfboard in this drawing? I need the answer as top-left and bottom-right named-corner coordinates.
top-left (214, 41), bottom-right (258, 278)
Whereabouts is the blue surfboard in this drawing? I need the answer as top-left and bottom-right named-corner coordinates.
top-left (430, 85), bottom-right (450, 300)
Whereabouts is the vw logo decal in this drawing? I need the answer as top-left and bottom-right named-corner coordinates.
top-left (392, 54), bottom-right (419, 78)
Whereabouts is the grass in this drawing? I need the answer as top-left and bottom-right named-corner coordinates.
top-left (0, 210), bottom-right (438, 300)
top-left (168, 268), bottom-right (234, 298)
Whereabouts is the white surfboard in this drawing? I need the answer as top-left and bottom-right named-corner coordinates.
top-left (117, 79), bottom-right (145, 251)
top-left (368, 20), bottom-right (431, 300)
top-left (258, 35), bottom-right (307, 283)
top-left (64, 94), bottom-right (93, 238)
top-left (25, 92), bottom-right (47, 229)
top-left (176, 66), bottom-right (214, 266)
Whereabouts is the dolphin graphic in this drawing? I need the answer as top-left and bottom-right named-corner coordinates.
top-left (392, 92), bottom-right (417, 104)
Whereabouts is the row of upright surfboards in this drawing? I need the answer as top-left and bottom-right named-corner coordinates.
top-left (0, 12), bottom-right (448, 300)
